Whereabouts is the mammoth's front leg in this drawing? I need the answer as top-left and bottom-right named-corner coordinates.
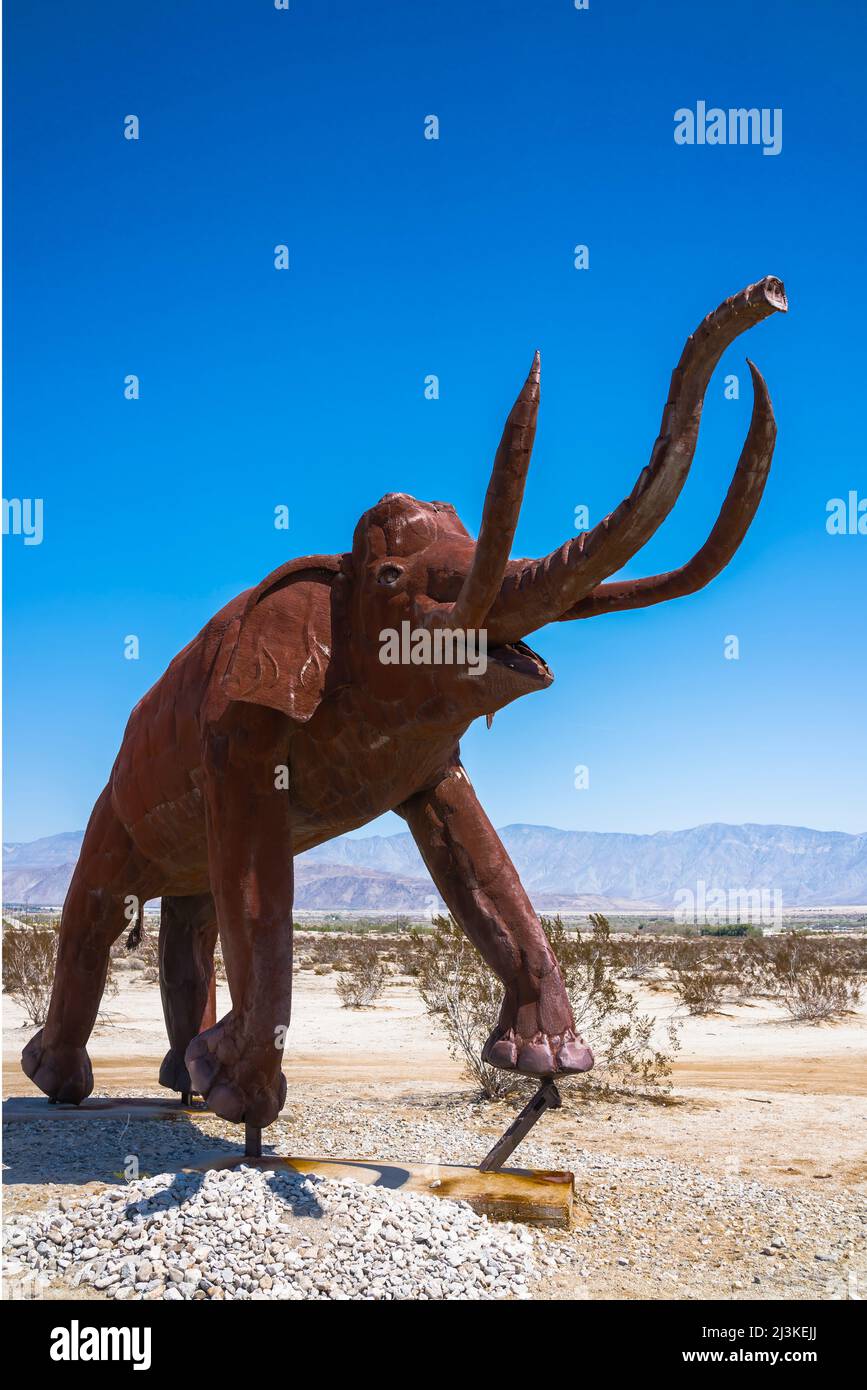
top-left (398, 764), bottom-right (593, 1078)
top-left (185, 705), bottom-right (293, 1127)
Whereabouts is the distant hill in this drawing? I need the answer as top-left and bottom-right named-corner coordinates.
top-left (302, 822), bottom-right (867, 909)
top-left (4, 822), bottom-right (865, 910)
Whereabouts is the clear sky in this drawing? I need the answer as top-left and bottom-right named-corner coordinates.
top-left (3, 0), bottom-right (865, 844)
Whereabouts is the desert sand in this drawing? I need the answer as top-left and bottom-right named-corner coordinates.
top-left (3, 955), bottom-right (866, 1300)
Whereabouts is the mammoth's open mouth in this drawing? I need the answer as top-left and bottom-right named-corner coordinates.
top-left (487, 638), bottom-right (551, 684)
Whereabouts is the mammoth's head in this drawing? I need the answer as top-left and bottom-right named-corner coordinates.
top-left (344, 480), bottom-right (554, 716)
top-left (224, 276), bottom-right (786, 729)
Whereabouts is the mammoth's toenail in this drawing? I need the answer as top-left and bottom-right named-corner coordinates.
top-left (517, 1038), bottom-right (556, 1074)
top-left (557, 1040), bottom-right (595, 1073)
top-left (486, 1037), bottom-right (518, 1068)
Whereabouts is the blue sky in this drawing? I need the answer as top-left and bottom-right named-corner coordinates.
top-left (3, 0), bottom-right (865, 844)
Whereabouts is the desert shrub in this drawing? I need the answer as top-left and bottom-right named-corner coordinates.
top-left (334, 939), bottom-right (387, 1008)
top-left (411, 916), bottom-right (513, 1098)
top-left (3, 924), bottom-right (60, 1025)
top-left (301, 933), bottom-right (352, 969)
top-left (412, 913), bottom-right (679, 1100)
top-left (544, 915), bottom-right (679, 1094)
top-left (669, 941), bottom-right (727, 1014)
top-left (663, 932), bottom-right (865, 1018)
top-left (828, 933), bottom-right (867, 975)
top-left (763, 933), bottom-right (863, 1022)
top-left (294, 928), bottom-right (418, 979)
top-left (615, 931), bottom-right (658, 979)
top-left (725, 935), bottom-right (775, 1001)
top-left (213, 942), bottom-right (227, 981)
top-left (385, 934), bottom-right (421, 976)
top-left (136, 935), bottom-right (160, 982)
top-left (115, 924), bottom-right (227, 984)
top-left (673, 966), bottom-right (725, 1015)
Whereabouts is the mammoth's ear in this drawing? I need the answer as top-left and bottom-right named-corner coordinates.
top-left (220, 556), bottom-right (344, 722)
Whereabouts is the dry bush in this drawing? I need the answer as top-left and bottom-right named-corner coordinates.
top-left (545, 915), bottom-right (679, 1095)
top-left (763, 933), bottom-right (863, 1022)
top-left (411, 913), bottom-right (679, 1101)
top-left (665, 932), bottom-right (865, 1020)
top-left (112, 922), bottom-right (159, 982)
top-left (3, 923), bottom-right (60, 1025)
top-left (295, 928), bottom-right (418, 978)
top-left (615, 931), bottom-right (658, 980)
top-left (4, 918), bottom-right (120, 1025)
top-left (411, 916), bottom-right (512, 1098)
top-left (381, 936), bottom-right (419, 975)
top-left (334, 939), bottom-right (388, 1008)
top-left (299, 933), bottom-right (349, 970)
top-left (135, 935), bottom-right (160, 982)
top-left (7, 907), bottom-right (234, 1021)
top-left (725, 935), bottom-right (776, 1001)
top-left (673, 965), bottom-right (726, 1015)
top-left (669, 941), bottom-right (726, 1015)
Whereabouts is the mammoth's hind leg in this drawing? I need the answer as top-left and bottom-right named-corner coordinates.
top-left (21, 786), bottom-right (159, 1104)
top-left (158, 893), bottom-right (218, 1096)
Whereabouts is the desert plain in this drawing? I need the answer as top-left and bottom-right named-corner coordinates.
top-left (3, 926), bottom-right (866, 1302)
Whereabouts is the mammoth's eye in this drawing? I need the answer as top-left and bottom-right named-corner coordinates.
top-left (377, 564), bottom-right (403, 586)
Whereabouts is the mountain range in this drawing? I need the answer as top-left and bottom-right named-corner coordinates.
top-left (3, 822), bottom-right (865, 911)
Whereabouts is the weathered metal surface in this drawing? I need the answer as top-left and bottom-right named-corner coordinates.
top-left (20, 278), bottom-right (785, 1135)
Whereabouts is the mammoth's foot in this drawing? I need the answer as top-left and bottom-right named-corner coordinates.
top-left (158, 1047), bottom-right (194, 1095)
top-left (185, 1013), bottom-right (287, 1128)
top-left (483, 1025), bottom-right (594, 1078)
top-left (21, 1029), bottom-right (94, 1104)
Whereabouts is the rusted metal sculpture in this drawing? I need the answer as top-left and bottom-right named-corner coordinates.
top-left (23, 277), bottom-right (786, 1128)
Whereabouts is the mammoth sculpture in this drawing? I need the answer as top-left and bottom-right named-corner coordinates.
top-left (23, 276), bottom-right (786, 1128)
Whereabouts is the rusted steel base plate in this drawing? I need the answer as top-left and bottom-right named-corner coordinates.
top-left (3, 1096), bottom-right (207, 1120)
top-left (189, 1153), bottom-right (581, 1228)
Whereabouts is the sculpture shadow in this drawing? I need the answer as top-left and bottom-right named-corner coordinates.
top-left (1, 1108), bottom-right (242, 1189)
top-left (2, 1103), bottom-right (333, 1221)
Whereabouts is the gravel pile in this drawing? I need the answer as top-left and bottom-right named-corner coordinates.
top-left (3, 1165), bottom-right (538, 1301)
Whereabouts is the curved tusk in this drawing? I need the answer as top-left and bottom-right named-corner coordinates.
top-left (485, 277), bottom-right (787, 645)
top-left (559, 359), bottom-right (776, 620)
top-left (427, 352), bottom-right (540, 632)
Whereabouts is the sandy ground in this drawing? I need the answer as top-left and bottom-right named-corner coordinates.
top-left (3, 962), bottom-right (866, 1300)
